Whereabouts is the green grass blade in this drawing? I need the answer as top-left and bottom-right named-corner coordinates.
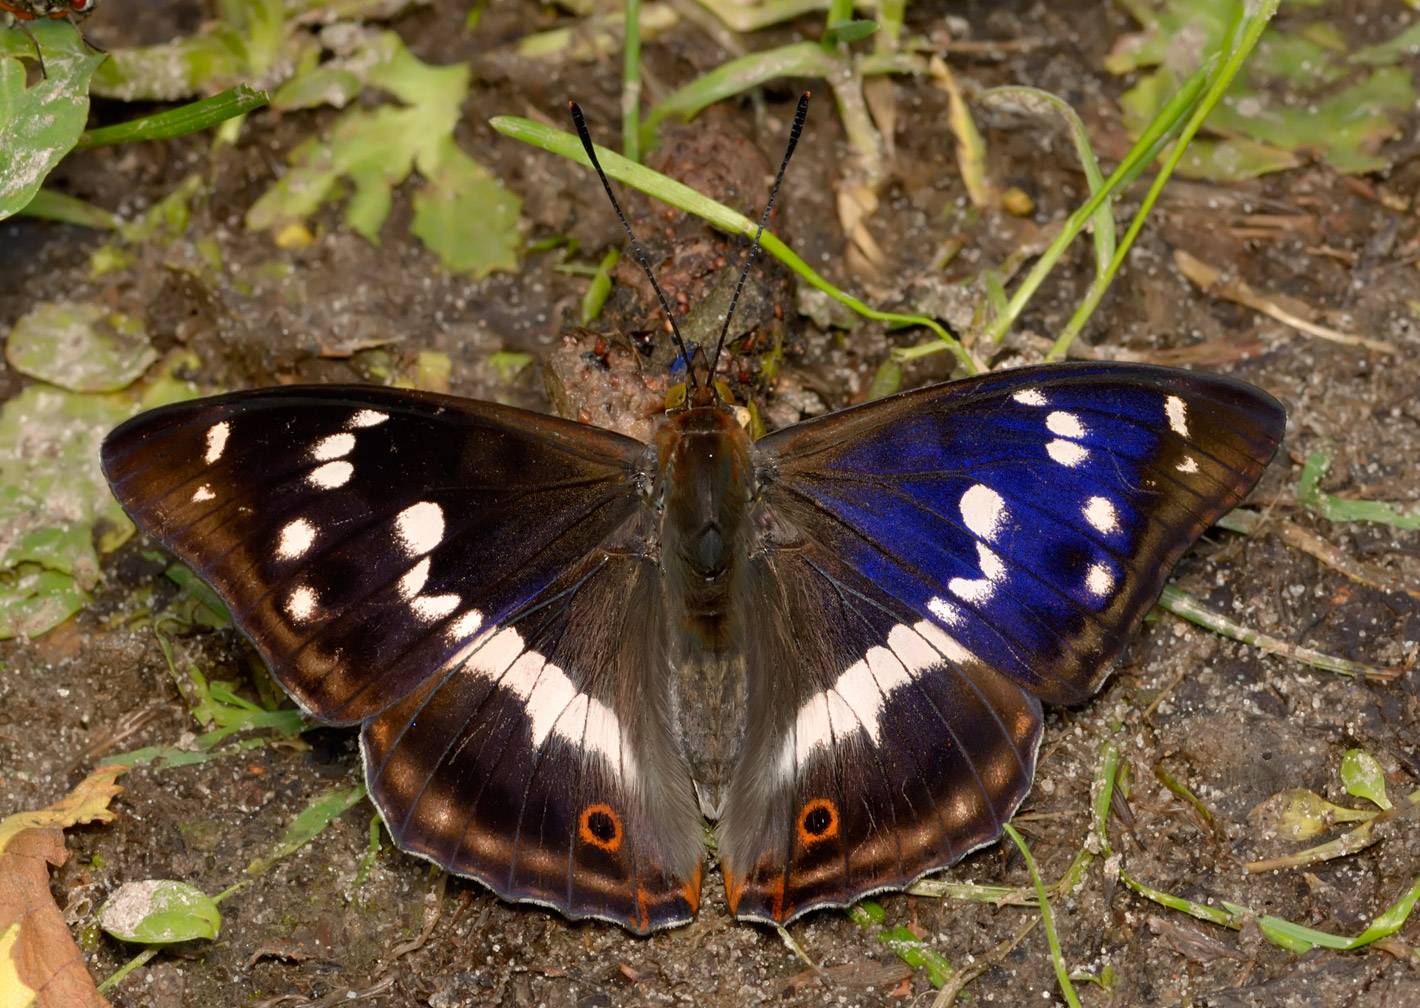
top-left (16, 188), bottom-right (119, 229)
top-left (983, 60), bottom-right (1213, 350)
top-left (639, 41), bottom-right (836, 150)
top-left (622, 0), bottom-right (642, 162)
top-left (77, 85), bottom-right (269, 149)
top-left (982, 86), bottom-right (1115, 275)
top-left (492, 114), bottom-right (975, 372)
top-left (1005, 824), bottom-right (1081, 1008)
top-left (1157, 584), bottom-right (1398, 681)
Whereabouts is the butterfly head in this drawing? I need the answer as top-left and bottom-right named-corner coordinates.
top-left (570, 94), bottom-right (809, 406)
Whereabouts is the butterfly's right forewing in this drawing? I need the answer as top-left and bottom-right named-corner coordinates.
top-left (102, 386), bottom-right (644, 722)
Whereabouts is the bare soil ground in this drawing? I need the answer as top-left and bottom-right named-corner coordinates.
top-left (1, 1), bottom-right (1417, 1006)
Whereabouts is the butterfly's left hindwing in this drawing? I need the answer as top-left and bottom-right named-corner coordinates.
top-left (102, 386), bottom-right (704, 931)
top-left (723, 363), bottom-right (1285, 922)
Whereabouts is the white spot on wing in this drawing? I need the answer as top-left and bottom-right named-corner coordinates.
top-left (1046, 410), bottom-right (1086, 439)
top-left (467, 627), bottom-right (525, 680)
top-left (914, 618), bottom-right (980, 667)
top-left (277, 517), bottom-right (316, 559)
top-left (447, 609), bottom-right (483, 642)
top-left (887, 622), bottom-right (940, 674)
top-left (204, 422), bottom-right (229, 464)
top-left (1012, 388), bottom-right (1047, 406)
top-left (927, 595), bottom-right (963, 627)
top-left (949, 542), bottom-right (1006, 603)
top-left (395, 502), bottom-right (444, 555)
top-left (1085, 562), bottom-right (1115, 597)
top-left (191, 484), bottom-right (215, 503)
top-left (1082, 496), bottom-right (1119, 535)
top-left (501, 649), bottom-right (635, 780)
top-left (561, 695), bottom-right (636, 780)
top-left (398, 557), bottom-right (430, 599)
top-left (312, 432), bottom-right (355, 461)
top-left (780, 690), bottom-right (853, 777)
top-left (349, 410), bottom-right (388, 428)
top-left (960, 484), bottom-right (1008, 541)
top-left (1047, 439), bottom-right (1089, 467)
top-left (412, 594), bottom-right (460, 620)
top-left (286, 585), bottom-right (317, 622)
top-left (1177, 455), bottom-right (1200, 474)
top-left (1166, 395), bottom-right (1189, 436)
top-left (308, 461), bottom-right (353, 489)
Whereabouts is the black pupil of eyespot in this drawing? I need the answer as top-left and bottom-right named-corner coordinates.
top-left (588, 810), bottom-right (616, 842)
top-left (803, 805), bottom-right (831, 835)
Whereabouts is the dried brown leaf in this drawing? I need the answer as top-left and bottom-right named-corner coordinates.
top-left (0, 765), bottom-right (127, 1008)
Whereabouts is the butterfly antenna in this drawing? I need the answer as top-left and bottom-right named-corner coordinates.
top-left (706, 91), bottom-right (810, 387)
top-left (569, 100), bottom-right (699, 390)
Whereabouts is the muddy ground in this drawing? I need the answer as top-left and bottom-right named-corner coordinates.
top-left (2, 1), bottom-right (1418, 1006)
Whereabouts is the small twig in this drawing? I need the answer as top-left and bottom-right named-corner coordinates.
top-left (1157, 585), bottom-right (1402, 682)
top-left (776, 923), bottom-right (825, 979)
top-left (1174, 249), bottom-right (1400, 356)
top-left (931, 916), bottom-right (1039, 1008)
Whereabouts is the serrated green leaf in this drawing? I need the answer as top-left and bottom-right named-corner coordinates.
top-left (249, 32), bottom-right (519, 274)
top-left (99, 879), bottom-right (221, 944)
top-left (409, 140), bottom-right (521, 277)
top-left (0, 22), bottom-right (106, 220)
top-left (1340, 749), bottom-right (1392, 811)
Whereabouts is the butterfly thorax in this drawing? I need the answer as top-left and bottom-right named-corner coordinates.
top-left (654, 404), bottom-right (756, 818)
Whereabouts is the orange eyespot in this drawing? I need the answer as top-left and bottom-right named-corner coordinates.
top-left (796, 797), bottom-right (839, 846)
top-left (578, 803), bottom-right (623, 852)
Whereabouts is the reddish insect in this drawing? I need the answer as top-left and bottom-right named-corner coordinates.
top-left (1, 0), bottom-right (97, 20)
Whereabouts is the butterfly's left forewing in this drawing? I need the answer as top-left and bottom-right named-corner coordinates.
top-left (102, 386), bottom-right (703, 931)
top-left (723, 363), bottom-right (1285, 922)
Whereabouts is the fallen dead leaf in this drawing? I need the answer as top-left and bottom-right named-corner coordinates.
top-left (0, 764), bottom-right (127, 1008)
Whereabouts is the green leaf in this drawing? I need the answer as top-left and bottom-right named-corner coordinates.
top-left (249, 32), bottom-right (520, 275)
top-left (0, 361), bottom-right (200, 639)
top-left (410, 140), bottom-right (521, 277)
top-left (1110, 2), bottom-right (1414, 178)
top-left (16, 188), bottom-right (120, 229)
top-left (867, 357), bottom-right (903, 400)
top-left (0, 22), bottom-right (106, 221)
top-left (6, 302), bottom-right (156, 393)
top-left (243, 784), bottom-right (366, 878)
top-left (99, 880), bottom-right (221, 944)
top-left (0, 566), bottom-right (88, 640)
top-left (162, 562), bottom-right (233, 632)
top-left (1296, 450), bottom-right (1420, 530)
top-left (1340, 749), bottom-right (1392, 811)
top-left (487, 351), bottom-right (532, 384)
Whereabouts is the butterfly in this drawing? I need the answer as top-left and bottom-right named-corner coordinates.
top-left (100, 98), bottom-right (1286, 933)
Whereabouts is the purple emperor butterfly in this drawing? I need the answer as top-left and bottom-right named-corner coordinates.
top-left (101, 98), bottom-right (1285, 931)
